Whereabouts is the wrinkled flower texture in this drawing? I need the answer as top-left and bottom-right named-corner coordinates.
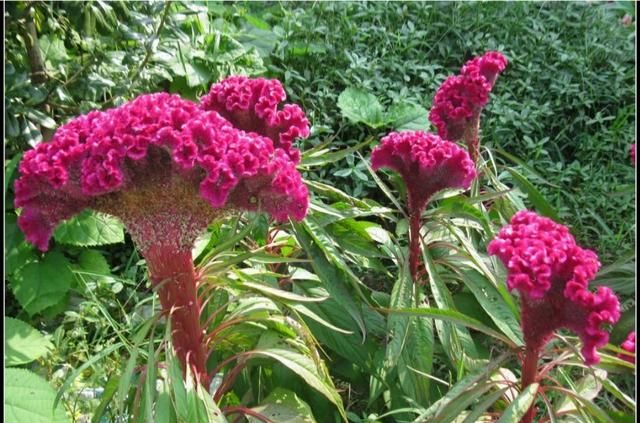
top-left (619, 331), bottom-right (636, 364)
top-left (15, 76), bottom-right (310, 255)
top-left (371, 130), bottom-right (476, 280)
top-left (488, 210), bottom-right (621, 364)
top-left (429, 51), bottom-right (508, 161)
top-left (371, 131), bottom-right (476, 212)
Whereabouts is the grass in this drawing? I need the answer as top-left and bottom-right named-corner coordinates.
top-left (252, 0), bottom-right (636, 263)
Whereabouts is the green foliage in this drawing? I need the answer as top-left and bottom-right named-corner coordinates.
top-left (3, 1), bottom-right (635, 422)
top-left (53, 211), bottom-right (126, 247)
top-left (4, 317), bottom-right (53, 366)
top-left (4, 368), bottom-right (70, 423)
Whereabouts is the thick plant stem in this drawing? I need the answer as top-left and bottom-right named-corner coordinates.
top-left (409, 209), bottom-right (422, 283)
top-left (145, 247), bottom-right (210, 387)
top-left (520, 345), bottom-right (540, 423)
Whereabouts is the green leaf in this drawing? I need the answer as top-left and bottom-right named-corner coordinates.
top-left (337, 87), bottom-right (384, 128)
top-left (385, 103), bottom-right (430, 130)
top-left (497, 383), bottom-right (539, 423)
top-left (250, 348), bottom-right (345, 420)
top-left (5, 212), bottom-right (38, 275)
top-left (423, 248), bottom-right (478, 367)
top-left (54, 210), bottom-right (125, 247)
top-left (416, 353), bottom-right (510, 421)
top-left (4, 368), bottom-right (70, 423)
top-left (460, 269), bottom-right (524, 346)
top-left (10, 251), bottom-right (73, 316)
top-left (291, 222), bottom-right (367, 340)
top-left (27, 110), bottom-right (57, 129)
top-left (77, 249), bottom-right (114, 282)
top-left (387, 307), bottom-right (517, 348)
top-left (506, 167), bottom-right (560, 221)
top-left (4, 317), bottom-right (53, 366)
top-left (385, 260), bottom-right (433, 406)
top-left (39, 34), bottom-right (69, 62)
top-left (249, 388), bottom-right (316, 423)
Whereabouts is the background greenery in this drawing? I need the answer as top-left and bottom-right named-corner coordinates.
top-left (4, 1), bottom-right (636, 422)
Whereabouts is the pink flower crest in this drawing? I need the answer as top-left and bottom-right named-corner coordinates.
top-left (15, 87), bottom-right (309, 254)
top-left (619, 331), bottom-right (635, 364)
top-left (488, 210), bottom-right (621, 365)
top-left (200, 76), bottom-right (310, 163)
top-left (371, 131), bottom-right (476, 211)
top-left (429, 51), bottom-right (507, 161)
top-left (371, 131), bottom-right (476, 281)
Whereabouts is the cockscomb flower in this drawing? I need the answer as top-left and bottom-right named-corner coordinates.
top-left (429, 51), bottom-right (508, 162)
top-left (618, 331), bottom-right (635, 364)
top-left (488, 210), bottom-right (621, 365)
top-left (14, 83), bottom-right (309, 386)
top-left (200, 76), bottom-right (310, 163)
top-left (371, 130), bottom-right (476, 281)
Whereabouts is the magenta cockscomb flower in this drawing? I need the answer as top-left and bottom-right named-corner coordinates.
top-left (14, 82), bottom-right (310, 386)
top-left (488, 211), bottom-right (620, 423)
top-left (429, 51), bottom-right (508, 163)
top-left (200, 76), bottom-right (310, 163)
top-left (488, 210), bottom-right (620, 365)
top-left (371, 131), bottom-right (476, 281)
top-left (619, 331), bottom-right (635, 364)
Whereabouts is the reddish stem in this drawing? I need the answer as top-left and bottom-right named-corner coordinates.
top-left (409, 209), bottom-right (422, 283)
top-left (145, 247), bottom-right (210, 387)
top-left (520, 346), bottom-right (540, 423)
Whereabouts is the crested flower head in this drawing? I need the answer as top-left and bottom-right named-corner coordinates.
top-left (200, 76), bottom-right (310, 163)
top-left (619, 331), bottom-right (636, 364)
top-left (15, 85), bottom-right (309, 254)
top-left (429, 51), bottom-right (507, 142)
top-left (488, 210), bottom-right (621, 364)
top-left (371, 130), bottom-right (476, 212)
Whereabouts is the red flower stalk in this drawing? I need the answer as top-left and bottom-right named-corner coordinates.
top-left (488, 211), bottom-right (621, 423)
top-left (371, 131), bottom-right (476, 282)
top-left (619, 331), bottom-right (636, 364)
top-left (14, 78), bottom-right (310, 387)
top-left (429, 51), bottom-right (508, 162)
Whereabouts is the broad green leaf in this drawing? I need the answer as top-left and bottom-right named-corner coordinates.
top-left (4, 317), bottom-right (53, 366)
top-left (385, 103), bottom-right (430, 131)
top-left (249, 388), bottom-right (316, 423)
top-left (251, 348), bottom-right (345, 419)
top-left (337, 87), bottom-right (384, 128)
top-left (5, 212), bottom-right (38, 275)
top-left (27, 110), bottom-right (57, 129)
top-left (387, 307), bottom-right (516, 348)
top-left (4, 368), bottom-right (70, 423)
top-left (462, 387), bottom-right (510, 423)
top-left (39, 34), bottom-right (69, 62)
top-left (423, 248), bottom-right (479, 367)
top-left (54, 210), bottom-right (125, 246)
top-left (506, 167), bottom-right (560, 221)
top-left (384, 260), bottom-right (434, 406)
top-left (4, 153), bottom-right (21, 198)
top-left (460, 269), bottom-right (524, 346)
top-left (415, 353), bottom-right (510, 421)
top-left (497, 383), bottom-right (539, 423)
top-left (291, 222), bottom-right (367, 339)
top-left (10, 251), bottom-right (73, 316)
top-left (300, 139), bottom-right (372, 167)
top-left (77, 249), bottom-right (115, 284)
top-left (557, 369), bottom-right (606, 414)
